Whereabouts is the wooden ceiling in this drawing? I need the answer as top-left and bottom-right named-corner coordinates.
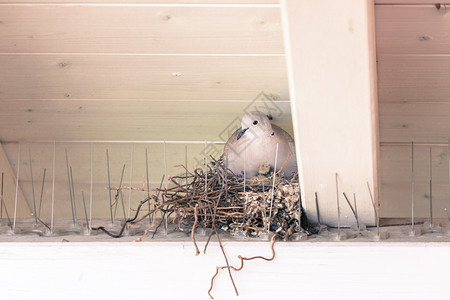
top-left (0, 0), bottom-right (292, 143)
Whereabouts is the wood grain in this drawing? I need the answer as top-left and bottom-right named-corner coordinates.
top-left (376, 5), bottom-right (450, 55)
top-left (380, 182), bottom-right (450, 218)
top-left (379, 145), bottom-right (450, 218)
top-left (380, 144), bottom-right (449, 184)
top-left (0, 55), bottom-right (288, 101)
top-left (379, 102), bottom-right (450, 143)
top-left (378, 56), bottom-right (450, 103)
top-left (0, 0), bottom-right (279, 3)
top-left (376, 0), bottom-right (450, 4)
top-left (0, 100), bottom-right (293, 142)
top-left (0, 6), bottom-right (283, 54)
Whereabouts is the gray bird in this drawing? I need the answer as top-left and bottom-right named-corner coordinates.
top-left (223, 111), bottom-right (298, 179)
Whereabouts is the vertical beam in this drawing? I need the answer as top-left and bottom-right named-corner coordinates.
top-left (0, 142), bottom-right (30, 218)
top-left (281, 0), bottom-right (379, 226)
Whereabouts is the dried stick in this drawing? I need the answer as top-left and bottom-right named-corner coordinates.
top-left (173, 164), bottom-right (195, 177)
top-left (91, 196), bottom-right (154, 238)
top-left (203, 206), bottom-right (216, 253)
top-left (176, 207), bottom-right (186, 231)
top-left (204, 190), bottom-right (223, 254)
top-left (208, 234), bottom-right (278, 299)
top-left (134, 207), bottom-right (159, 242)
top-left (275, 152), bottom-right (292, 176)
top-left (191, 204), bottom-right (200, 256)
top-left (214, 224), bottom-right (238, 297)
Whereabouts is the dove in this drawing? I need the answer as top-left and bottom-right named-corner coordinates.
top-left (223, 111), bottom-right (298, 179)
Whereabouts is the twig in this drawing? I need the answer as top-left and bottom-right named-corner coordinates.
top-left (275, 152), bottom-right (292, 176)
top-left (192, 204), bottom-right (200, 256)
top-left (134, 207), bottom-right (159, 242)
top-left (208, 234), bottom-right (278, 299)
top-left (213, 223), bottom-right (239, 297)
top-left (91, 196), bottom-right (154, 238)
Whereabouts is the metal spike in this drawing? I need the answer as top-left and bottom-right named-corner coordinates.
top-left (185, 145), bottom-right (188, 188)
top-left (268, 143), bottom-right (279, 233)
top-left (411, 141), bottom-right (415, 232)
top-left (114, 164), bottom-right (126, 219)
top-left (367, 181), bottom-right (379, 237)
top-left (145, 148), bottom-right (151, 225)
top-left (69, 166), bottom-right (77, 221)
top-left (429, 146), bottom-right (433, 228)
top-left (1, 172), bottom-right (12, 229)
top-left (51, 141), bottom-right (56, 233)
top-left (314, 192), bottom-right (321, 227)
top-left (335, 173), bottom-right (341, 238)
top-left (65, 149), bottom-right (76, 225)
top-left (13, 143), bottom-right (21, 232)
top-left (128, 144), bottom-right (134, 220)
top-left (81, 191), bottom-right (90, 232)
top-left (342, 192), bottom-right (359, 230)
top-left (89, 143), bottom-right (93, 231)
top-left (106, 148), bottom-right (113, 225)
top-left (0, 171), bottom-right (3, 221)
top-left (353, 193), bottom-right (360, 232)
top-left (38, 168), bottom-right (46, 218)
top-left (29, 149), bottom-right (38, 226)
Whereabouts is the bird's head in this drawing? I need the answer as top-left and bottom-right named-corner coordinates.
top-left (237, 111), bottom-right (273, 140)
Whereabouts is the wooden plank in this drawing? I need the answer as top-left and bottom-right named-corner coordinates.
top-left (0, 99), bottom-right (293, 141)
top-left (0, 0), bottom-right (279, 3)
top-left (376, 5), bottom-right (450, 55)
top-left (380, 145), bottom-right (449, 184)
top-left (380, 145), bottom-right (450, 218)
top-left (378, 56), bottom-right (450, 103)
top-left (380, 183), bottom-right (450, 218)
top-left (0, 143), bottom-right (31, 219)
top-left (0, 55), bottom-right (288, 101)
top-left (376, 0), bottom-right (450, 4)
top-left (379, 102), bottom-right (450, 143)
top-left (282, 0), bottom-right (378, 226)
top-left (0, 6), bottom-right (283, 54)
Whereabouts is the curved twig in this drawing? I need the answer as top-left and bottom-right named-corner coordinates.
top-left (191, 204), bottom-right (200, 256)
top-left (208, 234), bottom-right (278, 299)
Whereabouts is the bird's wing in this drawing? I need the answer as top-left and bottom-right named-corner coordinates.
top-left (222, 128), bottom-right (241, 164)
top-left (272, 124), bottom-right (296, 150)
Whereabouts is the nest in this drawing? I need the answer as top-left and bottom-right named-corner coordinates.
top-left (94, 157), bottom-right (305, 241)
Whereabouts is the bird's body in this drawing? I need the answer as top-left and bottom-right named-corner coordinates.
top-left (223, 111), bottom-right (297, 179)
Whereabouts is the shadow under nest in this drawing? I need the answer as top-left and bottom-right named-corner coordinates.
top-left (92, 156), bottom-right (309, 242)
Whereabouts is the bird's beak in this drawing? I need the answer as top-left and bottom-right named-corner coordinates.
top-left (237, 128), bottom-right (248, 140)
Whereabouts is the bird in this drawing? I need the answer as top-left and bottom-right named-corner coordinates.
top-left (223, 111), bottom-right (298, 179)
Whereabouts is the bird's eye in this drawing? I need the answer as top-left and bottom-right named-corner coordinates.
top-left (253, 120), bottom-right (258, 125)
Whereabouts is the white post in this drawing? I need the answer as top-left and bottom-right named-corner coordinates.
top-left (281, 0), bottom-right (379, 226)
